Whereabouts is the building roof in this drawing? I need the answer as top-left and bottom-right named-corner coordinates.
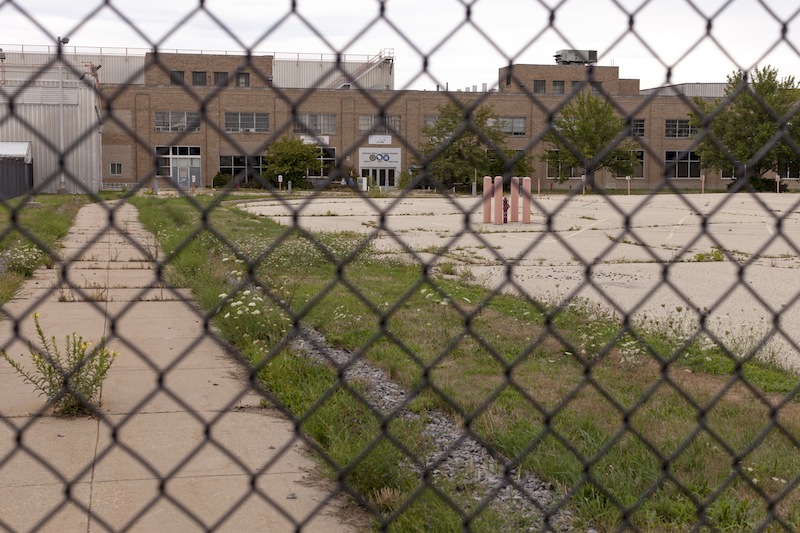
top-left (0, 141), bottom-right (32, 163)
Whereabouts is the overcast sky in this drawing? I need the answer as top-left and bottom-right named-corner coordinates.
top-left (1, 0), bottom-right (798, 90)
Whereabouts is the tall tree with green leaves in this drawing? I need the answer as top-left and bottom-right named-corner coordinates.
top-left (543, 92), bottom-right (637, 182)
top-left (418, 100), bottom-right (530, 188)
top-left (690, 65), bottom-right (800, 186)
top-left (263, 135), bottom-right (321, 188)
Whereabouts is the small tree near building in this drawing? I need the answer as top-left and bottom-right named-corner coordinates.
top-left (543, 92), bottom-right (638, 184)
top-left (418, 99), bottom-right (531, 189)
top-left (690, 65), bottom-right (800, 192)
top-left (263, 135), bottom-right (320, 189)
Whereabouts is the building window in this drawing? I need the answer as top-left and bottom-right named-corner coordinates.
top-left (533, 80), bottom-right (546, 94)
top-left (665, 119), bottom-right (696, 138)
top-left (192, 71), bottom-right (206, 86)
top-left (169, 71), bottom-right (185, 85)
top-left (665, 151), bottom-right (701, 178)
top-left (616, 150), bottom-right (644, 178)
top-left (219, 155), bottom-right (266, 183)
top-left (571, 81), bottom-right (582, 93)
top-left (224, 112), bottom-right (269, 133)
top-left (110, 162), bottom-right (122, 176)
top-left (309, 147), bottom-right (337, 178)
top-left (214, 72), bottom-right (229, 87)
top-left (720, 161), bottom-right (749, 180)
top-left (155, 111), bottom-right (201, 132)
top-left (491, 117), bottom-right (526, 136)
top-left (505, 71), bottom-right (512, 86)
top-left (236, 73), bottom-right (250, 87)
top-left (591, 82), bottom-right (602, 94)
top-left (358, 115), bottom-right (401, 134)
top-left (552, 80), bottom-right (565, 94)
top-left (422, 115), bottom-right (438, 129)
top-left (155, 146), bottom-right (201, 178)
top-left (629, 119), bottom-right (645, 137)
top-left (293, 113), bottom-right (337, 135)
top-left (546, 150), bottom-right (584, 179)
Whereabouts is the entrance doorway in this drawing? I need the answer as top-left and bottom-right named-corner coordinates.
top-left (177, 167), bottom-right (190, 190)
top-left (361, 168), bottom-right (396, 188)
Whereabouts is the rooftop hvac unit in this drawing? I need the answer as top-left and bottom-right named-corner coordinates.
top-left (554, 50), bottom-right (598, 65)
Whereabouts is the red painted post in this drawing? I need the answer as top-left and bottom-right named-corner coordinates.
top-left (494, 176), bottom-right (503, 225)
top-left (522, 177), bottom-right (531, 224)
top-left (483, 176), bottom-right (492, 223)
top-left (510, 176), bottom-right (519, 223)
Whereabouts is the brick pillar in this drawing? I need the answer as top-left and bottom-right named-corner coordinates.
top-left (510, 176), bottom-right (519, 223)
top-left (483, 176), bottom-right (493, 223)
top-left (522, 177), bottom-right (531, 224)
top-left (494, 176), bottom-right (503, 225)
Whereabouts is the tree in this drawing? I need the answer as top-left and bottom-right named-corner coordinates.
top-left (417, 100), bottom-right (529, 188)
top-left (263, 135), bottom-right (320, 188)
top-left (543, 92), bottom-right (638, 183)
top-left (690, 66), bottom-right (800, 188)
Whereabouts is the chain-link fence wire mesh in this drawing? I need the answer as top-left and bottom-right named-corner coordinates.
top-left (2, 0), bottom-right (800, 530)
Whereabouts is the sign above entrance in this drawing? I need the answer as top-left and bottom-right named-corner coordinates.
top-left (369, 135), bottom-right (392, 145)
top-left (359, 147), bottom-right (400, 168)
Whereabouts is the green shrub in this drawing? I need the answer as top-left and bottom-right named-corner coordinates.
top-left (1, 314), bottom-right (119, 416)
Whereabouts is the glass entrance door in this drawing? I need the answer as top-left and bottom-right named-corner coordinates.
top-left (361, 168), bottom-right (397, 188)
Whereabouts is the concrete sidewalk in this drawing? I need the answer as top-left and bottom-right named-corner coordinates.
top-left (0, 202), bottom-right (356, 532)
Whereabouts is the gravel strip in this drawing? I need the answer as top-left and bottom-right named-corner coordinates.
top-left (291, 327), bottom-right (574, 531)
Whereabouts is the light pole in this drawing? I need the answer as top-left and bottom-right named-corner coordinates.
top-left (57, 36), bottom-right (69, 194)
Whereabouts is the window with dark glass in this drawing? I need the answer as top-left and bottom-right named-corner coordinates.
top-left (219, 155), bottom-right (266, 182)
top-left (629, 119), bottom-right (645, 137)
top-left (665, 151), bottom-right (701, 178)
top-left (169, 71), bottom-right (185, 85)
top-left (552, 80), bottom-right (565, 94)
top-left (533, 80), bottom-right (546, 94)
top-left (192, 71), bottom-right (206, 86)
top-left (214, 72), bottom-right (229, 86)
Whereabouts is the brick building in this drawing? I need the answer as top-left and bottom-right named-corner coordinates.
top-left (3, 45), bottom-right (791, 193)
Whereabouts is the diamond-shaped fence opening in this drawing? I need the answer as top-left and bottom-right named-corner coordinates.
top-left (1, 0), bottom-right (800, 531)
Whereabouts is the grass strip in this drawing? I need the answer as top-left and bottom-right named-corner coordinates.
top-left (131, 193), bottom-right (800, 532)
top-left (0, 195), bottom-right (91, 305)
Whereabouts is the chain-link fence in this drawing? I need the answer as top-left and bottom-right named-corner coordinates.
top-left (2, 0), bottom-right (800, 531)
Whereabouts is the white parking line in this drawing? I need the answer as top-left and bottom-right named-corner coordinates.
top-left (540, 219), bottom-right (607, 243)
top-left (762, 216), bottom-right (774, 235)
top-left (668, 213), bottom-right (693, 240)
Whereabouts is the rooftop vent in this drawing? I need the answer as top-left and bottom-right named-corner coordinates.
top-left (555, 50), bottom-right (597, 65)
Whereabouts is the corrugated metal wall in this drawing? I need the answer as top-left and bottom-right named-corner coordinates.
top-left (0, 50), bottom-right (138, 194)
top-left (274, 56), bottom-right (394, 90)
top-left (0, 50), bottom-right (145, 85)
top-left (0, 83), bottom-right (102, 194)
top-left (639, 83), bottom-right (726, 98)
